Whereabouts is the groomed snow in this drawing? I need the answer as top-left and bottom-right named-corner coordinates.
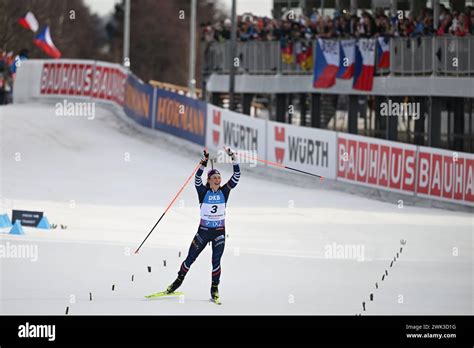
top-left (0, 103), bottom-right (472, 315)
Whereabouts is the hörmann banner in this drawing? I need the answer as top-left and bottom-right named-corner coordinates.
top-left (123, 73), bottom-right (154, 128)
top-left (154, 88), bottom-right (206, 145)
top-left (267, 121), bottom-right (337, 179)
top-left (206, 105), bottom-right (266, 160)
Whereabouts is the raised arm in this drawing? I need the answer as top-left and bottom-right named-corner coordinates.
top-left (195, 150), bottom-right (209, 196)
top-left (224, 147), bottom-right (240, 190)
top-left (226, 161), bottom-right (240, 190)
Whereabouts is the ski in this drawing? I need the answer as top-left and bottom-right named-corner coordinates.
top-left (145, 291), bottom-right (184, 299)
top-left (210, 296), bottom-right (222, 305)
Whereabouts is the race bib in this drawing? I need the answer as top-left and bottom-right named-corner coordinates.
top-left (200, 191), bottom-right (226, 227)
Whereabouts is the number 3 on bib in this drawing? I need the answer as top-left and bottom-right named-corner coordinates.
top-left (201, 191), bottom-right (226, 227)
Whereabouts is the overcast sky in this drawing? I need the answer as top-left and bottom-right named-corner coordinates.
top-left (84, 0), bottom-right (273, 18)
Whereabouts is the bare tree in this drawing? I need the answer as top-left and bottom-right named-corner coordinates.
top-left (0, 0), bottom-right (107, 59)
top-left (0, 0), bottom-right (224, 86)
top-left (107, 0), bottom-right (224, 85)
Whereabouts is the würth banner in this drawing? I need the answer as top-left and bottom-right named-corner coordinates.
top-left (206, 105), bottom-right (266, 159)
top-left (337, 134), bottom-right (474, 205)
top-left (267, 121), bottom-right (337, 179)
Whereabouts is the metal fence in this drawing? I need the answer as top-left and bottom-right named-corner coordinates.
top-left (390, 37), bottom-right (434, 75)
top-left (204, 41), bottom-right (301, 75)
top-left (435, 36), bottom-right (473, 76)
top-left (203, 36), bottom-right (474, 77)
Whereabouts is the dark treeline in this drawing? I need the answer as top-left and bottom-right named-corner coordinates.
top-left (0, 0), bottom-right (225, 86)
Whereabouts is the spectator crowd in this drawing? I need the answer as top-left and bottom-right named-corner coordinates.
top-left (0, 48), bottom-right (29, 104)
top-left (201, 4), bottom-right (474, 43)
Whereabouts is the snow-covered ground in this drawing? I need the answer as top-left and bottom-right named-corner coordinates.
top-left (0, 103), bottom-right (472, 315)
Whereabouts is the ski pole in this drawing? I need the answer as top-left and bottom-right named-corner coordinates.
top-left (230, 148), bottom-right (324, 179)
top-left (134, 161), bottom-right (202, 254)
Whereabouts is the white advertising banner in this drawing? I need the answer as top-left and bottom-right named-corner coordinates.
top-left (14, 59), bottom-right (127, 107)
top-left (266, 120), bottom-right (337, 179)
top-left (206, 104), bottom-right (266, 160)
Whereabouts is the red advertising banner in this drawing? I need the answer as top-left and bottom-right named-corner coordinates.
top-left (337, 134), bottom-right (473, 205)
top-left (337, 134), bottom-right (416, 195)
top-left (91, 63), bottom-right (127, 105)
top-left (40, 62), bottom-right (94, 96)
top-left (416, 146), bottom-right (474, 205)
top-left (39, 61), bottom-right (127, 105)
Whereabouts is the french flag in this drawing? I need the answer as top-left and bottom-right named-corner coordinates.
top-left (18, 11), bottom-right (39, 32)
top-left (353, 39), bottom-right (375, 91)
top-left (336, 39), bottom-right (355, 79)
top-left (377, 36), bottom-right (390, 69)
top-left (34, 26), bottom-right (62, 59)
top-left (313, 39), bottom-right (339, 89)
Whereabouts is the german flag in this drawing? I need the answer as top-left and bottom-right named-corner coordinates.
top-left (298, 42), bottom-right (313, 71)
top-left (281, 39), bottom-right (294, 64)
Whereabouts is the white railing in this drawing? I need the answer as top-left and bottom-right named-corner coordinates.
top-left (204, 36), bottom-right (474, 77)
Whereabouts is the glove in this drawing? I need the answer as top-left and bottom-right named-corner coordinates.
top-left (225, 147), bottom-right (236, 161)
top-left (200, 149), bottom-right (209, 166)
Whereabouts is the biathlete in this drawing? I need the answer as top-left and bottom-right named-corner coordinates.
top-left (165, 147), bottom-right (240, 303)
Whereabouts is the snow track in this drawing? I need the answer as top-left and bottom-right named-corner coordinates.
top-left (0, 103), bottom-right (472, 314)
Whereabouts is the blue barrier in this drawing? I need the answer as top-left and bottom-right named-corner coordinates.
top-left (123, 74), bottom-right (154, 128)
top-left (153, 88), bottom-right (207, 145)
top-left (37, 216), bottom-right (51, 229)
top-left (0, 214), bottom-right (12, 228)
top-left (9, 220), bottom-right (25, 235)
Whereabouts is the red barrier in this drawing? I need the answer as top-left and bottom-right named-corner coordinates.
top-left (337, 134), bottom-right (473, 206)
top-left (39, 61), bottom-right (127, 105)
top-left (416, 147), bottom-right (473, 204)
top-left (337, 135), bottom-right (416, 195)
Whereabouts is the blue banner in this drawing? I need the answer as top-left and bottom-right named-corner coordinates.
top-left (123, 74), bottom-right (154, 128)
top-left (154, 88), bottom-right (206, 145)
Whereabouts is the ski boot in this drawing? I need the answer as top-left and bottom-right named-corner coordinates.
top-left (166, 275), bottom-right (184, 294)
top-left (210, 283), bottom-right (221, 304)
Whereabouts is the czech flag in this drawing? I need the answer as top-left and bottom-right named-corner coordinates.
top-left (377, 36), bottom-right (390, 69)
top-left (18, 11), bottom-right (39, 32)
top-left (313, 39), bottom-right (339, 88)
top-left (353, 39), bottom-right (375, 91)
top-left (336, 39), bottom-right (355, 79)
top-left (33, 26), bottom-right (62, 58)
